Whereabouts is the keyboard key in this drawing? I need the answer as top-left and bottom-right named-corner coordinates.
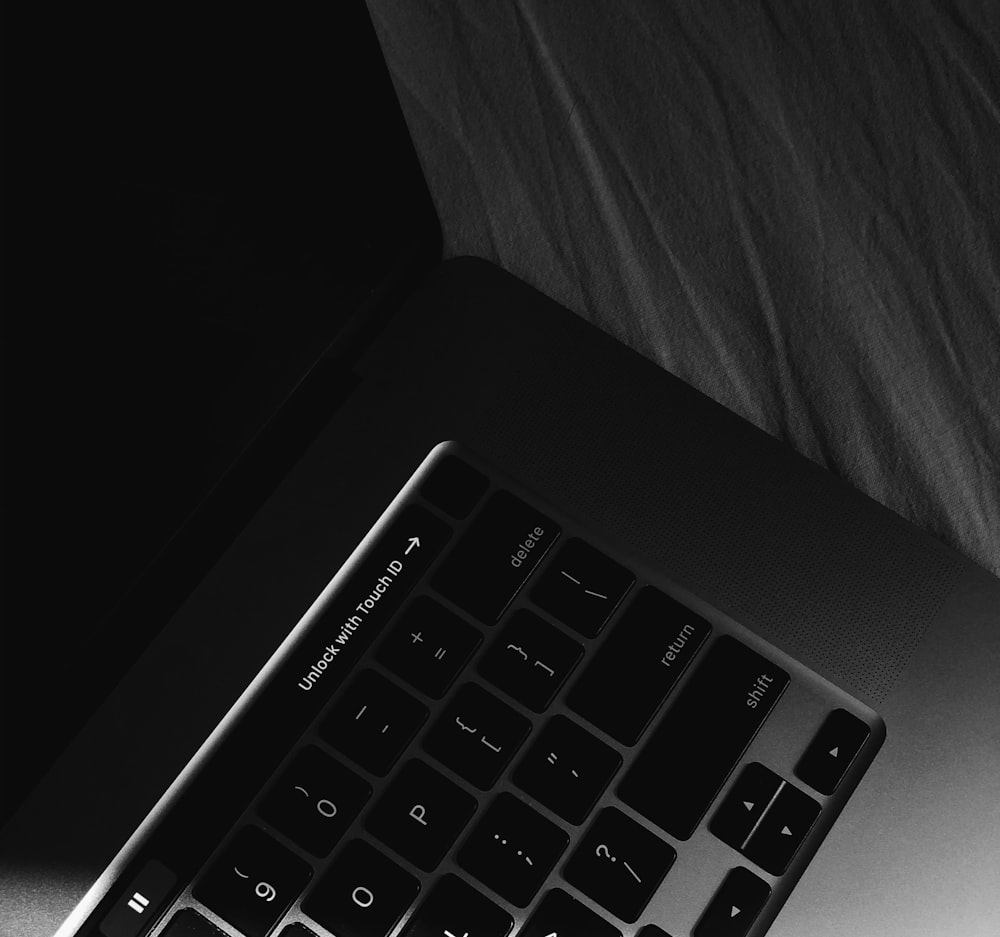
top-left (399, 874), bottom-right (513, 937)
top-left (320, 670), bottom-right (428, 776)
top-left (159, 909), bottom-right (224, 937)
top-left (512, 715), bottom-right (621, 824)
top-left (743, 781), bottom-right (820, 875)
top-left (457, 792), bottom-right (569, 907)
top-left (365, 759), bottom-right (478, 871)
top-left (192, 826), bottom-right (312, 937)
top-left (709, 763), bottom-right (783, 851)
top-left (422, 683), bottom-right (531, 789)
top-left (258, 745), bottom-right (371, 857)
top-left (376, 596), bottom-right (482, 698)
top-left (431, 490), bottom-right (560, 623)
top-left (477, 609), bottom-right (583, 712)
top-left (795, 708), bottom-right (870, 795)
top-left (618, 636), bottom-right (788, 839)
top-left (301, 839), bottom-right (419, 937)
top-left (99, 859), bottom-right (177, 937)
top-left (420, 454), bottom-right (489, 519)
top-left (520, 889), bottom-right (622, 937)
top-left (531, 538), bottom-right (634, 637)
top-left (567, 587), bottom-right (710, 744)
top-left (562, 807), bottom-right (675, 923)
top-left (692, 868), bottom-right (770, 937)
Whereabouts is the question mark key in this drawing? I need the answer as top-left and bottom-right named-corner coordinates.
top-left (193, 826), bottom-right (313, 937)
top-left (564, 808), bottom-right (676, 924)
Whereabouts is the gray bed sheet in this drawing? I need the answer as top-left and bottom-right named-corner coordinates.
top-left (368, 0), bottom-right (1000, 576)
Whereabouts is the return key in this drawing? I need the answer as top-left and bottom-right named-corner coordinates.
top-left (567, 587), bottom-right (710, 745)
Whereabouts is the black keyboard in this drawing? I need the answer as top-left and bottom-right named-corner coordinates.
top-left (81, 443), bottom-right (883, 937)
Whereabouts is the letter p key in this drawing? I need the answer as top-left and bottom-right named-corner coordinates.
top-left (408, 803), bottom-right (428, 826)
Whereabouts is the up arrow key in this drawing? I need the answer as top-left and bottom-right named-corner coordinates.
top-left (781, 826), bottom-right (793, 836)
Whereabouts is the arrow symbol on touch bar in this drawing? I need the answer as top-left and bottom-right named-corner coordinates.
top-left (405, 537), bottom-right (420, 554)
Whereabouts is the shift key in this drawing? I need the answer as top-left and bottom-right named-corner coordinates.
top-left (431, 490), bottom-right (559, 624)
top-left (619, 635), bottom-right (788, 840)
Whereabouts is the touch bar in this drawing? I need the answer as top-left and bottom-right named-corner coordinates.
top-left (618, 635), bottom-right (788, 840)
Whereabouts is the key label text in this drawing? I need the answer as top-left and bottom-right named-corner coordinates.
top-left (510, 526), bottom-right (546, 568)
top-left (297, 555), bottom-right (407, 692)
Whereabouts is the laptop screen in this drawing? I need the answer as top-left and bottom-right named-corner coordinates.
top-left (1, 3), bottom-right (439, 820)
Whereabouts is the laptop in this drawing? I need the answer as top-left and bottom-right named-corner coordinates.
top-left (2, 4), bottom-right (998, 937)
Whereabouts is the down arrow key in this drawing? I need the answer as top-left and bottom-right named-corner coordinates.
top-left (743, 781), bottom-right (820, 875)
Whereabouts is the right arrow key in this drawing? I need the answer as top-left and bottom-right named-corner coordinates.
top-left (795, 708), bottom-right (871, 795)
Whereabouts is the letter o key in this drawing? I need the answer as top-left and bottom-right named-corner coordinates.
top-left (316, 798), bottom-right (337, 818)
top-left (352, 885), bottom-right (374, 908)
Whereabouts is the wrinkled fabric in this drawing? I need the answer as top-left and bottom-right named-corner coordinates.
top-left (369, 0), bottom-right (1000, 575)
